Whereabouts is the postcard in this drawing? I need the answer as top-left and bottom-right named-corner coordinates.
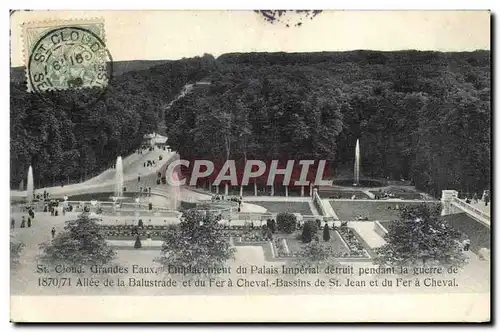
top-left (9, 10), bottom-right (491, 322)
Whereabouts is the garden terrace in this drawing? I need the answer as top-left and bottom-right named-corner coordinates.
top-left (273, 228), bottom-right (351, 258)
top-left (99, 223), bottom-right (372, 261)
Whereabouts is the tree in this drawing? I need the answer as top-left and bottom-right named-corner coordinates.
top-left (294, 240), bottom-right (338, 269)
top-left (301, 220), bottom-right (318, 243)
top-left (10, 56), bottom-right (217, 188)
top-left (276, 212), bottom-right (297, 234)
top-left (134, 235), bottom-right (142, 249)
top-left (38, 213), bottom-right (116, 268)
top-left (374, 203), bottom-right (469, 269)
top-left (323, 223), bottom-right (331, 242)
top-left (301, 223), bottom-right (313, 243)
top-left (156, 210), bottom-right (236, 277)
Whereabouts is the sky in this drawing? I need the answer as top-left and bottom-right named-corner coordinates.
top-left (10, 10), bottom-right (490, 67)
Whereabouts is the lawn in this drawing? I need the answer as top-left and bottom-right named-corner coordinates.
top-left (328, 201), bottom-right (439, 221)
top-left (251, 201), bottom-right (312, 215)
top-left (378, 220), bottom-right (392, 231)
top-left (441, 213), bottom-right (490, 254)
top-left (318, 189), bottom-right (371, 199)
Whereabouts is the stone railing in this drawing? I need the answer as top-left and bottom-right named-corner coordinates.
top-left (451, 197), bottom-right (490, 226)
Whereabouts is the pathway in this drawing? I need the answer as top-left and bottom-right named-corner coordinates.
top-left (10, 148), bottom-right (171, 199)
top-left (470, 201), bottom-right (491, 216)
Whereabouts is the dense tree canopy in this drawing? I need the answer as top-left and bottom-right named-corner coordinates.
top-left (166, 51), bottom-right (490, 194)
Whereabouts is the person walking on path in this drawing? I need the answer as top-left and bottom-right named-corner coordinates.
top-left (27, 217), bottom-right (32, 228)
top-left (484, 193), bottom-right (490, 207)
top-left (51, 227), bottom-right (56, 239)
top-left (10, 218), bottom-right (15, 229)
top-left (20, 216), bottom-right (26, 228)
top-left (473, 193), bottom-right (479, 204)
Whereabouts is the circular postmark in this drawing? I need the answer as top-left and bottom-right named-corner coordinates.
top-left (27, 26), bottom-right (113, 110)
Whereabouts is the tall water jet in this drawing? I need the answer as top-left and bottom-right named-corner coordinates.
top-left (354, 139), bottom-right (360, 186)
top-left (171, 169), bottom-right (181, 210)
top-left (114, 156), bottom-right (124, 198)
top-left (26, 165), bottom-right (34, 204)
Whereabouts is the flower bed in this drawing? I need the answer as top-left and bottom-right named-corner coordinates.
top-left (103, 230), bottom-right (166, 238)
top-left (337, 227), bottom-right (370, 258)
top-left (99, 224), bottom-right (171, 231)
top-left (100, 224), bottom-right (268, 242)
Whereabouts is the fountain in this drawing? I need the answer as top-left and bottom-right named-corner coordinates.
top-left (354, 139), bottom-right (360, 186)
top-left (26, 165), bottom-right (34, 204)
top-left (332, 139), bottom-right (383, 187)
top-left (114, 156), bottom-right (124, 198)
top-left (171, 169), bottom-right (181, 210)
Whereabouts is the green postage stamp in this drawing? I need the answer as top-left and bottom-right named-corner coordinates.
top-left (23, 19), bottom-right (110, 93)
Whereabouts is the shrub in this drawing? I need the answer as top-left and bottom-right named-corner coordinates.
top-left (323, 224), bottom-right (331, 242)
top-left (277, 213), bottom-right (297, 234)
top-left (134, 235), bottom-right (142, 249)
top-left (301, 222), bottom-right (314, 243)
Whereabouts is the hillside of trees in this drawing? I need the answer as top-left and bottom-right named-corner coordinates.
top-left (11, 50), bottom-right (490, 196)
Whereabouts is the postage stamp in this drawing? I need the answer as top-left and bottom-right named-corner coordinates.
top-left (9, 10), bottom-right (491, 323)
top-left (22, 19), bottom-right (111, 94)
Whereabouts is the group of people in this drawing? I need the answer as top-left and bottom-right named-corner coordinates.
top-left (11, 214), bottom-right (33, 229)
top-left (144, 160), bottom-right (157, 168)
top-left (42, 200), bottom-right (66, 216)
top-left (464, 191), bottom-right (490, 207)
top-left (11, 214), bottom-right (57, 239)
top-left (138, 145), bottom-right (167, 153)
top-left (32, 190), bottom-right (50, 202)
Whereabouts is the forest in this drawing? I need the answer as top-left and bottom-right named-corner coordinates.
top-left (10, 50), bottom-right (490, 196)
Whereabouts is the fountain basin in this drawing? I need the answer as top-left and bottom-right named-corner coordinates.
top-left (331, 179), bottom-right (386, 188)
